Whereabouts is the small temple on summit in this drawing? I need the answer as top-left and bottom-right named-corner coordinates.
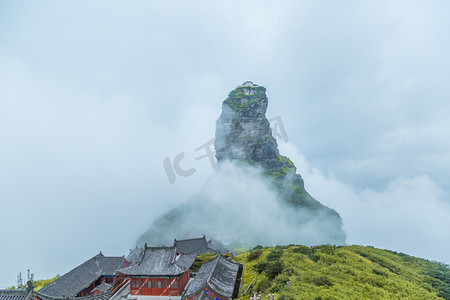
top-left (239, 80), bottom-right (259, 87)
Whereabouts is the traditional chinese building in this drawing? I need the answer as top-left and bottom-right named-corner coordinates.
top-left (90, 282), bottom-right (112, 295)
top-left (0, 270), bottom-right (127, 300)
top-left (126, 246), bottom-right (144, 266)
top-left (117, 246), bottom-right (196, 299)
top-left (0, 288), bottom-right (116, 300)
top-left (182, 255), bottom-right (242, 300)
top-left (0, 288), bottom-right (33, 300)
top-left (3, 237), bottom-right (241, 300)
top-left (174, 236), bottom-right (211, 256)
top-left (37, 253), bottom-right (128, 299)
top-left (174, 236), bottom-right (229, 256)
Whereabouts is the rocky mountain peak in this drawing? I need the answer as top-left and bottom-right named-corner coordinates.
top-left (215, 82), bottom-right (291, 174)
top-left (214, 82), bottom-right (346, 243)
top-left (137, 82), bottom-right (347, 248)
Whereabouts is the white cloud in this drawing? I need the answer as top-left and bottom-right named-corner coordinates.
top-left (1, 0), bottom-right (450, 288)
top-left (280, 142), bottom-right (450, 263)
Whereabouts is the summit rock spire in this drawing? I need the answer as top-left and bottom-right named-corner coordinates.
top-left (137, 82), bottom-right (346, 248)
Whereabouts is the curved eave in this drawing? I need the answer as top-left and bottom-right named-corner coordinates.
top-left (117, 271), bottom-right (186, 277)
top-left (183, 283), bottom-right (231, 300)
top-left (33, 290), bottom-right (113, 300)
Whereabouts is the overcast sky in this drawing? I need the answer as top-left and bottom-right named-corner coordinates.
top-left (1, 0), bottom-right (450, 288)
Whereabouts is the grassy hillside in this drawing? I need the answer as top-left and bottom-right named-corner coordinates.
top-left (7, 276), bottom-right (59, 291)
top-left (234, 245), bottom-right (450, 300)
top-left (34, 276), bottom-right (60, 290)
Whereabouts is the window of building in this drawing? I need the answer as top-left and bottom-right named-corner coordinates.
top-left (158, 281), bottom-right (161, 288)
top-left (173, 281), bottom-right (177, 288)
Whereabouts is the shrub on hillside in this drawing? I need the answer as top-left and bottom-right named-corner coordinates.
top-left (373, 269), bottom-right (389, 278)
top-left (292, 245), bottom-right (318, 262)
top-left (266, 261), bottom-right (284, 280)
top-left (278, 295), bottom-right (295, 300)
top-left (247, 249), bottom-right (262, 262)
top-left (312, 275), bottom-right (333, 287)
top-left (267, 249), bottom-right (283, 261)
top-left (253, 260), bottom-right (284, 280)
top-left (253, 261), bottom-right (268, 274)
top-left (269, 275), bottom-right (290, 293)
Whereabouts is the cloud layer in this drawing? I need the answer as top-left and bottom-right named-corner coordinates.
top-left (138, 161), bottom-right (346, 249)
top-left (1, 0), bottom-right (450, 288)
top-left (281, 143), bottom-right (450, 263)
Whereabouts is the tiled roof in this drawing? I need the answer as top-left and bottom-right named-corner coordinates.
top-left (174, 236), bottom-right (229, 256)
top-left (126, 247), bottom-right (144, 265)
top-left (188, 292), bottom-right (215, 300)
top-left (207, 239), bottom-right (230, 254)
top-left (182, 255), bottom-right (240, 299)
top-left (174, 237), bottom-right (210, 255)
top-left (39, 253), bottom-right (125, 298)
top-left (118, 247), bottom-right (196, 276)
top-left (0, 289), bottom-right (113, 300)
top-left (90, 282), bottom-right (112, 294)
top-left (33, 290), bottom-right (113, 300)
top-left (0, 289), bottom-right (33, 300)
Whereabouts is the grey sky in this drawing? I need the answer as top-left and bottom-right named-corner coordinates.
top-left (1, 0), bottom-right (450, 288)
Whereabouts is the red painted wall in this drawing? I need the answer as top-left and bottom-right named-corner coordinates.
top-left (76, 275), bottom-right (118, 297)
top-left (129, 271), bottom-right (190, 296)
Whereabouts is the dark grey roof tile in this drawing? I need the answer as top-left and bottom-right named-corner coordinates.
top-left (174, 236), bottom-right (210, 255)
top-left (90, 282), bottom-right (112, 294)
top-left (126, 247), bottom-right (144, 265)
top-left (34, 290), bottom-right (113, 300)
top-left (118, 247), bottom-right (195, 276)
top-left (0, 289), bottom-right (33, 300)
top-left (39, 253), bottom-right (125, 298)
top-left (183, 255), bottom-right (240, 299)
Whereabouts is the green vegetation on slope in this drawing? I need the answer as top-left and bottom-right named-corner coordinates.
top-left (191, 253), bottom-right (220, 273)
top-left (34, 276), bottom-right (60, 290)
top-left (235, 245), bottom-right (450, 300)
top-left (224, 86), bottom-right (267, 112)
top-left (190, 252), bottom-right (234, 273)
top-left (7, 276), bottom-right (59, 291)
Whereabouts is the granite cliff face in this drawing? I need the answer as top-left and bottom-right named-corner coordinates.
top-left (215, 82), bottom-right (346, 237)
top-left (215, 82), bottom-right (299, 177)
top-left (137, 82), bottom-right (346, 248)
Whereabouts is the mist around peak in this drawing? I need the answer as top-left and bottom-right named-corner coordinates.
top-left (138, 83), bottom-right (346, 249)
top-left (137, 160), bottom-right (346, 249)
